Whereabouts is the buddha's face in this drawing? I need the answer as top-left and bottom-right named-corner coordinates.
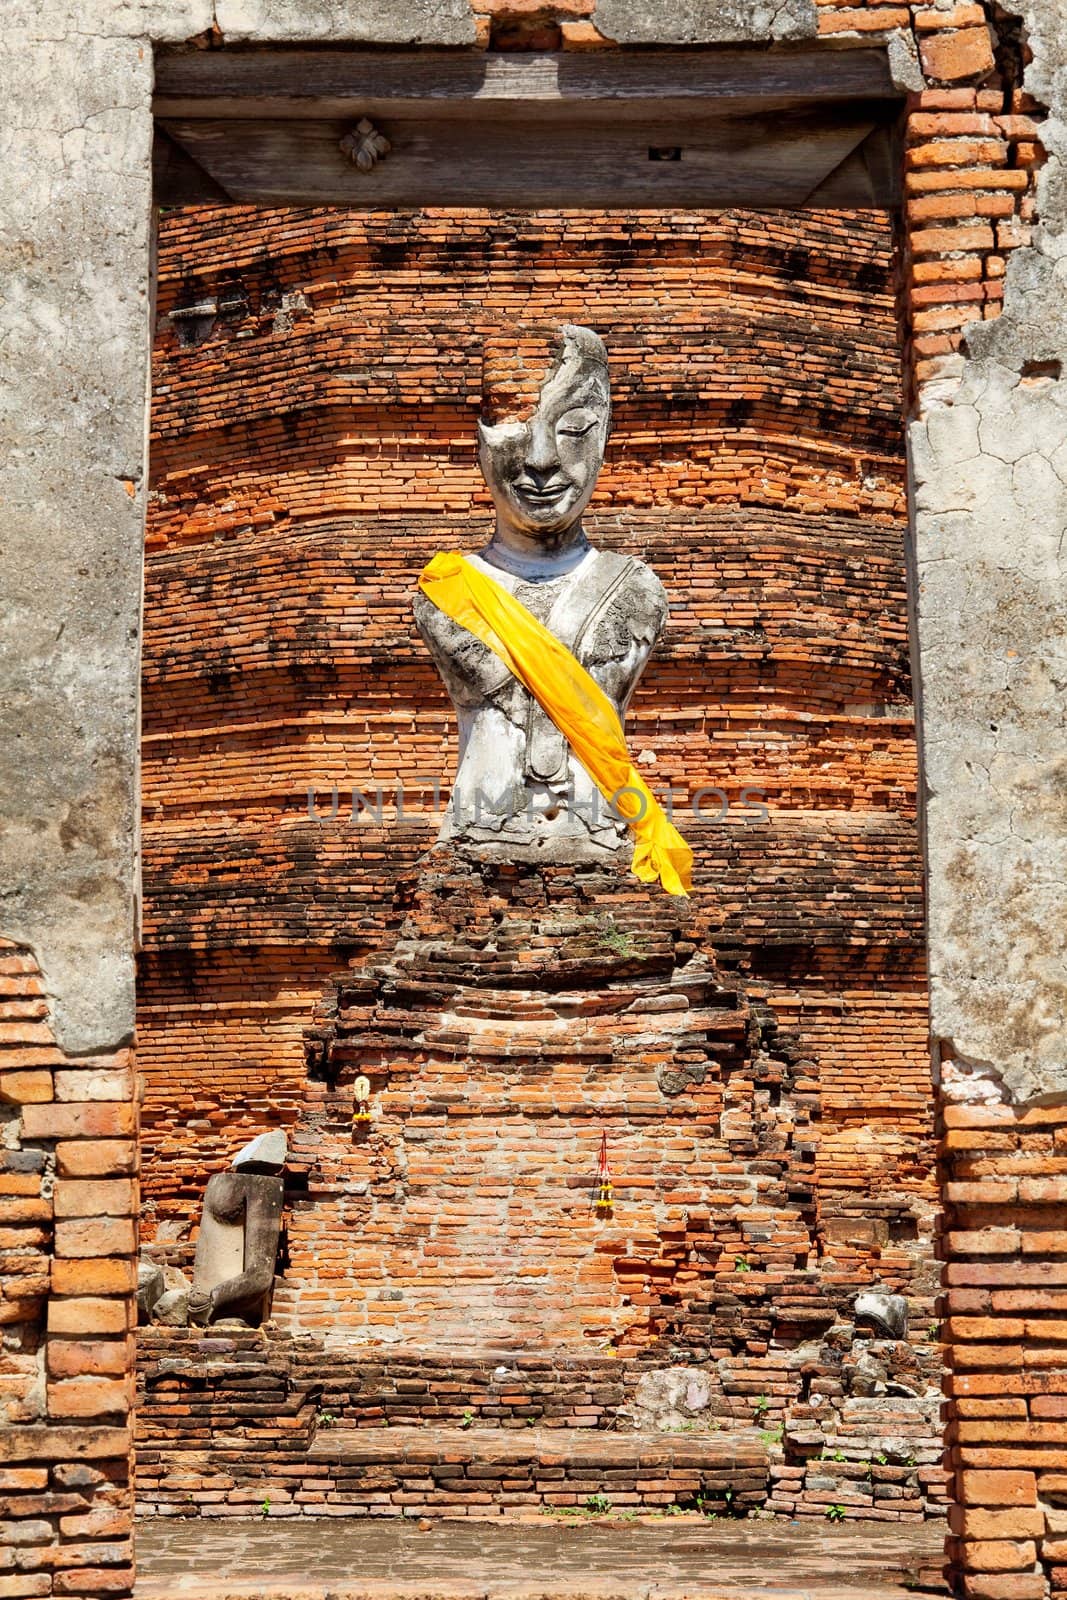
top-left (478, 334), bottom-right (610, 543)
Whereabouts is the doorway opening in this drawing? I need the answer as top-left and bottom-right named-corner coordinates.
top-left (135, 183), bottom-right (943, 1583)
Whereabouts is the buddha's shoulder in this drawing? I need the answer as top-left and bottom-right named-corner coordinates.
top-left (413, 585), bottom-right (465, 648)
top-left (590, 548), bottom-right (667, 620)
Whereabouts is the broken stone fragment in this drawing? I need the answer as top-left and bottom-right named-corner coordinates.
top-left (137, 1258), bottom-right (164, 1323)
top-left (656, 1060), bottom-right (706, 1097)
top-left (231, 1129), bottom-right (287, 1173)
top-left (853, 1291), bottom-right (908, 1341)
top-left (152, 1288), bottom-right (190, 1327)
top-left (626, 1365), bottom-right (714, 1431)
top-left (848, 1350), bottom-right (889, 1397)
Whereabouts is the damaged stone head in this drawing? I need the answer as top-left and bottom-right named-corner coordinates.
top-left (414, 319), bottom-right (670, 861)
top-left (477, 322), bottom-right (611, 560)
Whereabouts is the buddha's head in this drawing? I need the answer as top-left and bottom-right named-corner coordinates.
top-left (478, 321), bottom-right (610, 545)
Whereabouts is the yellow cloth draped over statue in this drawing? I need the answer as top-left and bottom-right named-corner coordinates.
top-left (418, 551), bottom-right (693, 898)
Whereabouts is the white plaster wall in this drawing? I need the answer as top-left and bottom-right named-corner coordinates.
top-left (909, 0), bottom-right (1067, 1102)
top-left (0, 7), bottom-right (206, 1053)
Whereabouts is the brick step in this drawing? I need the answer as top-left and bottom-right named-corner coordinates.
top-left (298, 1424), bottom-right (770, 1516)
top-left (135, 1518), bottom-right (948, 1600)
top-left (295, 1345), bottom-right (633, 1431)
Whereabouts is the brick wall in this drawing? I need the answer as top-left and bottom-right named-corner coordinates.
top-left (0, 940), bottom-right (137, 1598)
top-left (0, 2), bottom-right (1057, 1599)
top-left (142, 206), bottom-right (928, 1265)
top-left (466, 0), bottom-right (1044, 405)
top-left (941, 1098), bottom-right (1067, 1599)
top-left (134, 1326), bottom-right (948, 1522)
top-left (138, 198), bottom-right (944, 1528)
top-left (137, 5), bottom-right (1053, 1598)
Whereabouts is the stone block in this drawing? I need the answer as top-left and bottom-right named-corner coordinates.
top-left (152, 1289), bottom-right (189, 1326)
top-left (594, 0), bottom-right (815, 42)
top-left (212, 0), bottom-right (476, 43)
top-left (137, 1259), bottom-right (164, 1322)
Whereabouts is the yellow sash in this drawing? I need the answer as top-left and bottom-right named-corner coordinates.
top-left (418, 551), bottom-right (692, 897)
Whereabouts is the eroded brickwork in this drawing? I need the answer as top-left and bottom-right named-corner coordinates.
top-left (137, 201), bottom-right (944, 1524)
top-left (940, 1099), bottom-right (1067, 1599)
top-left (0, 940), bottom-right (137, 1598)
top-left (463, 1), bottom-right (1045, 408)
top-left (4, 0), bottom-right (1063, 1593)
top-left (141, 210), bottom-right (926, 1273)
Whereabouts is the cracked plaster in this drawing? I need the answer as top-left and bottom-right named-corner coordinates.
top-left (593, 0), bottom-right (816, 45)
top-left (908, 0), bottom-right (1067, 1102)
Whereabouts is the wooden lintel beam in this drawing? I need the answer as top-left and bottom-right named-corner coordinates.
top-left (153, 127), bottom-right (233, 207)
top-left (160, 103), bottom-right (897, 211)
top-left (153, 44), bottom-right (902, 120)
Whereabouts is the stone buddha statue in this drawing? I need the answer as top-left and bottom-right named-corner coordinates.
top-left (188, 1131), bottom-right (285, 1327)
top-left (414, 321), bottom-right (668, 860)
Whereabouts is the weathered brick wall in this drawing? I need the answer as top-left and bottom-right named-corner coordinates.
top-left (141, 208), bottom-right (929, 1274)
top-left (136, 5), bottom-right (1056, 1593)
top-left (138, 200), bottom-right (945, 1524)
top-left (134, 1326), bottom-right (948, 1522)
top-left (941, 1097), bottom-right (1067, 1598)
top-left (0, 940), bottom-right (137, 1597)
top-left (2, 0), bottom-right (1059, 1596)
top-left (476, 0), bottom-right (1044, 405)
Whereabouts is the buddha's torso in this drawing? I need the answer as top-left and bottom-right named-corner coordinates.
top-left (413, 545), bottom-right (667, 857)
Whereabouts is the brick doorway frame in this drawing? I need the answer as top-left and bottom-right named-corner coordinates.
top-left (3, 3), bottom-right (1066, 1597)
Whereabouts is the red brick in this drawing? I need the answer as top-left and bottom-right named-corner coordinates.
top-left (0, 1072), bottom-right (52, 1105)
top-left (962, 1579), bottom-right (1048, 1600)
top-left (46, 1375), bottom-right (133, 1420)
top-left (819, 6), bottom-right (912, 30)
top-left (20, 1103), bottom-right (135, 1140)
top-left (0, 1471), bottom-right (48, 1492)
top-left (951, 1508), bottom-right (1045, 1539)
top-left (48, 1298), bottom-right (133, 1336)
top-left (963, 1542), bottom-right (1038, 1572)
top-left (961, 1471), bottom-right (1037, 1507)
top-left (50, 1259), bottom-right (136, 1297)
top-left (53, 1180), bottom-right (136, 1219)
top-left (53, 1217), bottom-right (136, 1259)
top-left (55, 1140), bottom-right (137, 1178)
top-left (919, 26), bottom-right (996, 83)
top-left (913, 3), bottom-right (987, 28)
top-left (47, 1338), bottom-right (133, 1378)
